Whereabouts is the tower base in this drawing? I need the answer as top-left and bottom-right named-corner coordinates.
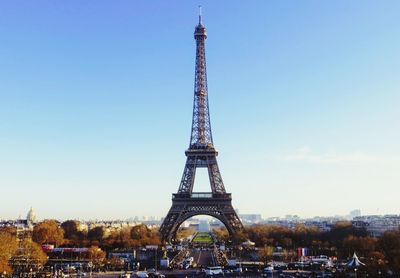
top-left (159, 192), bottom-right (243, 242)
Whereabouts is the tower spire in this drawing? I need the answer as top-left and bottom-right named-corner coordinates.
top-left (198, 5), bottom-right (202, 25)
top-left (191, 7), bottom-right (211, 148)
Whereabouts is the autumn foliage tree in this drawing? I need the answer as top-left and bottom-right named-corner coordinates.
top-left (11, 239), bottom-right (47, 273)
top-left (88, 226), bottom-right (105, 245)
top-left (258, 245), bottom-right (274, 263)
top-left (99, 225), bottom-right (161, 250)
top-left (176, 227), bottom-right (196, 241)
top-left (343, 235), bottom-right (377, 257)
top-left (86, 246), bottom-right (106, 269)
top-left (0, 231), bottom-right (18, 274)
top-left (378, 229), bottom-right (400, 271)
top-left (61, 220), bottom-right (86, 245)
top-left (32, 220), bottom-right (64, 246)
top-left (103, 228), bottom-right (134, 250)
top-left (245, 221), bottom-right (372, 258)
top-left (212, 227), bottom-right (229, 243)
top-left (130, 224), bottom-right (161, 246)
top-left (246, 225), bottom-right (294, 248)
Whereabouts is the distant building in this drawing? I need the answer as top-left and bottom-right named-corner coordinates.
top-left (349, 209), bottom-right (361, 220)
top-left (199, 220), bottom-right (210, 232)
top-left (261, 215), bottom-right (346, 231)
top-left (353, 214), bottom-right (400, 236)
top-left (285, 215), bottom-right (301, 222)
top-left (0, 208), bottom-right (37, 240)
top-left (240, 214), bottom-right (262, 224)
top-left (26, 207), bottom-right (36, 227)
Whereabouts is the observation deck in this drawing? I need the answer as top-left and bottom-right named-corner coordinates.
top-left (172, 192), bottom-right (232, 200)
top-left (186, 144), bottom-right (218, 156)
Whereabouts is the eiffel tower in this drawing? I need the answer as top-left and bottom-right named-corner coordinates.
top-left (159, 11), bottom-right (244, 242)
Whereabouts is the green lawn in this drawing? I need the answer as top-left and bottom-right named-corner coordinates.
top-left (192, 232), bottom-right (213, 243)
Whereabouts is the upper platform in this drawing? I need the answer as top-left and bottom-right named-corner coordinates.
top-left (185, 144), bottom-right (218, 156)
top-left (173, 192), bottom-right (232, 200)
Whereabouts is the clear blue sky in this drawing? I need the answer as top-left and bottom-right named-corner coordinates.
top-left (1, 1), bottom-right (399, 220)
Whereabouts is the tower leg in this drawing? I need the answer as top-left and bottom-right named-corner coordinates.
top-left (177, 157), bottom-right (197, 194)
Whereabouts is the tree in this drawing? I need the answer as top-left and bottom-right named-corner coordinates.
top-left (246, 224), bottom-right (292, 247)
top-left (103, 228), bottom-right (133, 250)
top-left (61, 220), bottom-right (80, 238)
top-left (119, 228), bottom-right (133, 248)
top-left (129, 225), bottom-right (161, 246)
top-left (61, 220), bottom-right (86, 245)
top-left (326, 221), bottom-right (368, 243)
top-left (32, 220), bottom-right (64, 246)
top-left (11, 239), bottom-right (47, 273)
top-left (343, 235), bottom-right (377, 257)
top-left (258, 245), bottom-right (274, 263)
top-left (366, 251), bottom-right (387, 273)
top-left (130, 224), bottom-right (149, 241)
top-left (86, 246), bottom-right (106, 269)
top-left (88, 227), bottom-right (104, 244)
top-left (231, 230), bottom-right (248, 245)
top-left (176, 227), bottom-right (195, 241)
top-left (378, 229), bottom-right (400, 271)
top-left (0, 231), bottom-right (18, 274)
top-left (107, 256), bottom-right (125, 271)
top-left (0, 227), bottom-right (16, 237)
top-left (212, 227), bottom-right (229, 243)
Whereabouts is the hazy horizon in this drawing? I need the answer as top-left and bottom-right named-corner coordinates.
top-left (0, 207), bottom-right (379, 222)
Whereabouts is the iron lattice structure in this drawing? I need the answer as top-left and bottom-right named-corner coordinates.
top-left (159, 14), bottom-right (244, 242)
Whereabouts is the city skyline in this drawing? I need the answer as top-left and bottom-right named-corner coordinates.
top-left (0, 207), bottom-right (368, 222)
top-left (1, 1), bottom-right (399, 220)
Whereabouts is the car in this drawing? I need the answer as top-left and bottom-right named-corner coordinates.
top-left (134, 272), bottom-right (149, 278)
top-left (244, 267), bottom-right (260, 273)
top-left (148, 273), bottom-right (165, 278)
top-left (263, 266), bottom-right (274, 273)
top-left (183, 263), bottom-right (190, 269)
top-left (204, 266), bottom-right (224, 276)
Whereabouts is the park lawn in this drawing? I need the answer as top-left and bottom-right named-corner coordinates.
top-left (192, 232), bottom-right (213, 243)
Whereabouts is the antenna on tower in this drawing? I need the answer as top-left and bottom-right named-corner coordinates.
top-left (198, 5), bottom-right (202, 25)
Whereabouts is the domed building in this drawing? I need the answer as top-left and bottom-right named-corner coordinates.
top-left (26, 207), bottom-right (36, 227)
